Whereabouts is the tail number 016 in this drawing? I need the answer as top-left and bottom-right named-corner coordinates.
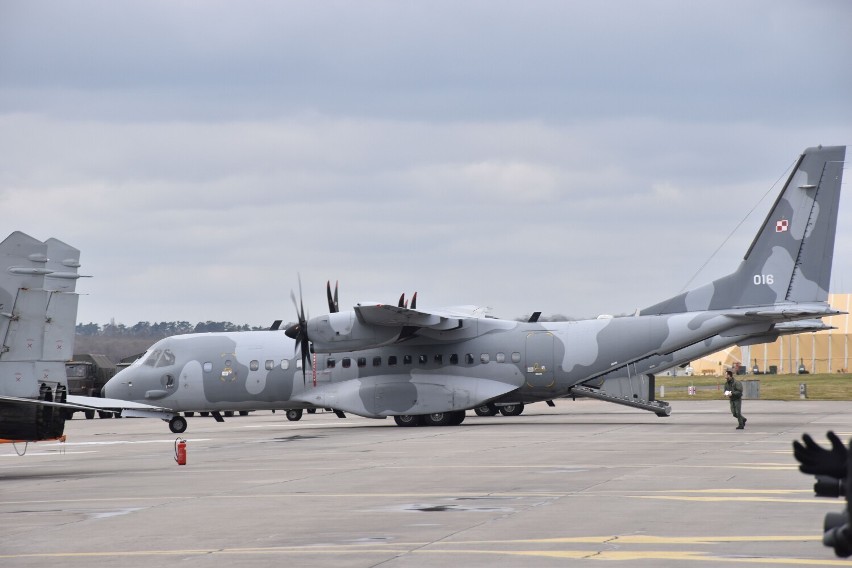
top-left (753, 274), bottom-right (774, 285)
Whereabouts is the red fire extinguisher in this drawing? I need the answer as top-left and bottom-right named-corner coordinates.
top-left (175, 438), bottom-right (187, 466)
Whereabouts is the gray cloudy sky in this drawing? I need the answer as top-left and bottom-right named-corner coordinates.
top-left (1, 0), bottom-right (850, 326)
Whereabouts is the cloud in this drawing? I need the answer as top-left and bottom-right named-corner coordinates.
top-left (0, 1), bottom-right (849, 325)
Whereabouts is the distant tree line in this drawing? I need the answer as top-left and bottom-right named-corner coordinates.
top-left (76, 321), bottom-right (271, 338)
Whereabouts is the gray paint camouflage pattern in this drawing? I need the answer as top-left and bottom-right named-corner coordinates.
top-left (104, 146), bottom-right (846, 428)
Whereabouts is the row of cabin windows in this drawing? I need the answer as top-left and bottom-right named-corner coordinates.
top-left (325, 351), bottom-right (521, 369)
top-left (201, 352), bottom-right (521, 373)
top-left (201, 359), bottom-right (292, 373)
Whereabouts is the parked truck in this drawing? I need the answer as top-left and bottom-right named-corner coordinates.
top-left (65, 354), bottom-right (117, 419)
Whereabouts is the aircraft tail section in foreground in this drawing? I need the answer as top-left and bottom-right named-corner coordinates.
top-left (0, 232), bottom-right (85, 442)
top-left (642, 145), bottom-right (846, 315)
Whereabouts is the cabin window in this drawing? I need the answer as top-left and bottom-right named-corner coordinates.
top-left (418, 354), bottom-right (427, 365)
top-left (511, 352), bottom-right (521, 363)
top-left (373, 356), bottom-right (382, 367)
top-left (281, 359), bottom-right (290, 370)
top-left (296, 359), bottom-right (303, 370)
top-left (265, 360), bottom-right (274, 371)
top-left (465, 353), bottom-right (474, 364)
top-left (327, 358), bottom-right (336, 369)
top-left (450, 354), bottom-right (458, 365)
top-left (434, 354), bottom-right (443, 364)
top-left (388, 355), bottom-right (398, 366)
top-left (496, 352), bottom-right (505, 363)
top-left (480, 353), bottom-right (490, 364)
top-left (342, 357), bottom-right (351, 368)
top-left (250, 360), bottom-right (259, 371)
top-left (403, 355), bottom-right (412, 365)
top-left (203, 362), bottom-right (213, 372)
top-left (358, 357), bottom-right (367, 368)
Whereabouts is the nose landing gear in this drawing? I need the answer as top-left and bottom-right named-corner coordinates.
top-left (168, 415), bottom-right (187, 433)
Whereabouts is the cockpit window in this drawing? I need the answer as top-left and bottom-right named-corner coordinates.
top-left (155, 349), bottom-right (175, 368)
top-left (144, 349), bottom-right (162, 367)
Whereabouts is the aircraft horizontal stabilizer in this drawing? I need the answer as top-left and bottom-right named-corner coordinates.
top-left (739, 305), bottom-right (844, 320)
top-left (66, 395), bottom-right (171, 413)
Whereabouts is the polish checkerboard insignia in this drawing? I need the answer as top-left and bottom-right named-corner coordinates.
top-left (776, 219), bottom-right (789, 233)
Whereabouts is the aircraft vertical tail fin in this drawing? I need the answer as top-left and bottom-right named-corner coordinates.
top-left (0, 232), bottom-right (51, 369)
top-left (42, 239), bottom-right (83, 363)
top-left (0, 232), bottom-right (83, 442)
top-left (642, 145), bottom-right (846, 315)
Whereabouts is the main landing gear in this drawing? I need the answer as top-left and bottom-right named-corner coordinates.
top-left (474, 402), bottom-right (525, 417)
top-left (393, 411), bottom-right (466, 427)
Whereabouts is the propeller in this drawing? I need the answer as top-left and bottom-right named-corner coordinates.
top-left (284, 276), bottom-right (311, 385)
top-left (397, 292), bottom-right (417, 309)
top-left (327, 280), bottom-right (339, 313)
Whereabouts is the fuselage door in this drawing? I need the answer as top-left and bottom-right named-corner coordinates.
top-left (525, 332), bottom-right (555, 389)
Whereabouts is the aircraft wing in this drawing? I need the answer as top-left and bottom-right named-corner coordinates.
top-left (354, 303), bottom-right (488, 330)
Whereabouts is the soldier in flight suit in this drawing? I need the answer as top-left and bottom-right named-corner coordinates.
top-left (724, 370), bottom-right (747, 429)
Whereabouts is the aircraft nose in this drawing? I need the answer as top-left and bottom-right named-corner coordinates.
top-left (103, 367), bottom-right (134, 400)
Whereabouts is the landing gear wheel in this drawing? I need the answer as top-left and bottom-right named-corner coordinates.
top-left (98, 410), bottom-right (111, 419)
top-left (200, 411), bottom-right (209, 417)
top-left (394, 414), bottom-right (423, 427)
top-left (474, 403), bottom-right (499, 416)
top-left (286, 409), bottom-right (303, 421)
top-left (169, 415), bottom-right (188, 434)
top-left (423, 412), bottom-right (454, 426)
top-left (239, 410), bottom-right (249, 416)
top-left (307, 408), bottom-right (316, 414)
top-left (499, 403), bottom-right (525, 416)
top-left (224, 411), bottom-right (234, 417)
top-left (448, 410), bottom-right (466, 425)
top-left (185, 411), bottom-right (195, 417)
top-left (84, 410), bottom-right (95, 420)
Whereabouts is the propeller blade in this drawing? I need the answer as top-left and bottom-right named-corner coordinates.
top-left (333, 280), bottom-right (339, 313)
top-left (398, 293), bottom-right (405, 308)
top-left (270, 320), bottom-right (282, 331)
top-left (410, 292), bottom-right (417, 310)
top-left (528, 311), bottom-right (542, 323)
top-left (286, 274), bottom-right (311, 386)
top-left (327, 280), bottom-right (336, 313)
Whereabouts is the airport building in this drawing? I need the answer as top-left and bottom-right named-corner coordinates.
top-left (689, 293), bottom-right (851, 376)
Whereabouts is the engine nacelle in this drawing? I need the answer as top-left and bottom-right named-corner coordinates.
top-left (307, 311), bottom-right (399, 353)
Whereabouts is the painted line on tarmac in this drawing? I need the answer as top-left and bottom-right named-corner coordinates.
top-left (633, 495), bottom-right (832, 504)
top-left (0, 535), bottom-right (845, 565)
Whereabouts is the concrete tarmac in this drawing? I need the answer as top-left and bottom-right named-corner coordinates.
top-left (2, 399), bottom-right (852, 567)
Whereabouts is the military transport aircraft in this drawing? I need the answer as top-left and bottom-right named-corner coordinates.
top-left (101, 145), bottom-right (847, 433)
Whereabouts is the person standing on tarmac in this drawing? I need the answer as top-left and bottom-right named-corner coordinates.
top-left (724, 370), bottom-right (747, 429)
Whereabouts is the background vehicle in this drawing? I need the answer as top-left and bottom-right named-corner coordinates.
top-left (65, 354), bottom-right (117, 418)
